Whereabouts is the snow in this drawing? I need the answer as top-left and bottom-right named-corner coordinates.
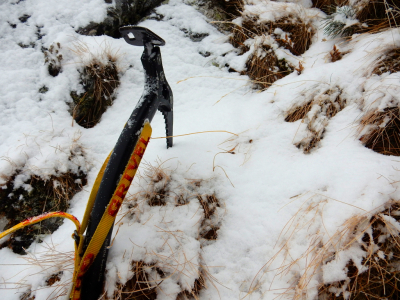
top-left (0, 0), bottom-right (400, 299)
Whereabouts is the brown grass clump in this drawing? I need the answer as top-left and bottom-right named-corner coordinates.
top-left (286, 87), bottom-right (345, 153)
top-left (12, 243), bottom-right (75, 299)
top-left (71, 57), bottom-right (119, 128)
top-left (373, 48), bottom-right (400, 75)
top-left (232, 17), bottom-right (313, 56)
top-left (20, 291), bottom-right (35, 300)
top-left (113, 261), bottom-right (159, 300)
top-left (357, 48), bottom-right (400, 156)
top-left (230, 16), bottom-right (313, 88)
top-left (142, 164), bottom-right (169, 207)
top-left (0, 172), bottom-right (87, 254)
top-left (318, 202), bottom-right (400, 299)
top-left (312, 0), bottom-right (347, 13)
top-left (113, 262), bottom-right (209, 300)
top-left (358, 107), bottom-right (400, 156)
top-left (70, 42), bottom-right (121, 128)
top-left (115, 163), bottom-right (224, 299)
top-left (285, 100), bottom-right (314, 123)
top-left (198, 194), bottom-right (221, 241)
top-left (211, 0), bottom-right (243, 17)
top-left (355, 0), bottom-right (400, 33)
top-left (254, 195), bottom-right (400, 300)
top-left (176, 273), bottom-right (206, 300)
top-left (246, 46), bottom-right (294, 89)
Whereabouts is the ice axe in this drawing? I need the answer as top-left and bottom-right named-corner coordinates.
top-left (74, 26), bottom-right (173, 300)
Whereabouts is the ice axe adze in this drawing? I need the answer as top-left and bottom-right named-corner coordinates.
top-left (75, 26), bottom-right (173, 300)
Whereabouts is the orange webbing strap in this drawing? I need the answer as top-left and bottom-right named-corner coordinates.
top-left (0, 212), bottom-right (81, 241)
top-left (70, 122), bottom-right (152, 300)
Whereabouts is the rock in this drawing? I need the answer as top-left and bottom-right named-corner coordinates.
top-left (78, 0), bottom-right (165, 38)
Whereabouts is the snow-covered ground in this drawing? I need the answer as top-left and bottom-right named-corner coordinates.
top-left (1, 0), bottom-right (400, 299)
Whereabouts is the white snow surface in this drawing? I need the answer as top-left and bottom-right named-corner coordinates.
top-left (0, 0), bottom-right (400, 299)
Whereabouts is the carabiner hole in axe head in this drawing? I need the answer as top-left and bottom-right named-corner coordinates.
top-left (120, 26), bottom-right (165, 47)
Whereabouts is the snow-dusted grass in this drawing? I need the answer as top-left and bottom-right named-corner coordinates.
top-left (1, 0), bottom-right (400, 299)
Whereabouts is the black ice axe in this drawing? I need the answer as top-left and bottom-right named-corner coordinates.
top-left (75, 26), bottom-right (173, 300)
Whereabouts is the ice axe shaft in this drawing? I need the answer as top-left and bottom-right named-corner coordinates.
top-left (79, 26), bottom-right (173, 300)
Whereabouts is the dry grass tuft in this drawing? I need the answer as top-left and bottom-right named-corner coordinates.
top-left (198, 195), bottom-right (221, 241)
top-left (113, 261), bottom-right (159, 300)
top-left (20, 291), bottom-right (35, 300)
top-left (211, 0), bottom-right (243, 17)
top-left (358, 107), bottom-right (400, 156)
top-left (312, 0), bottom-right (347, 13)
top-left (113, 263), bottom-right (210, 300)
top-left (373, 48), bottom-right (400, 75)
top-left (246, 46), bottom-right (294, 89)
top-left (176, 272), bottom-right (206, 300)
top-left (9, 243), bottom-right (75, 300)
top-left (286, 87), bottom-right (345, 153)
top-left (285, 100), bottom-right (314, 123)
top-left (116, 162), bottom-right (224, 299)
top-left (142, 163), bottom-right (170, 207)
top-left (231, 17), bottom-right (313, 55)
top-left (255, 195), bottom-right (400, 300)
top-left (70, 41), bottom-right (121, 128)
top-left (230, 15), bottom-right (313, 89)
top-left (318, 202), bottom-right (400, 299)
top-left (356, 48), bottom-right (400, 156)
top-left (0, 172), bottom-right (86, 254)
top-left (355, 0), bottom-right (400, 34)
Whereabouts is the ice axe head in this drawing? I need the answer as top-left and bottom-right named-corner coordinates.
top-left (120, 25), bottom-right (173, 149)
top-left (119, 26), bottom-right (165, 47)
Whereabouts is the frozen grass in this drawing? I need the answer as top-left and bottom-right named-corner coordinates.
top-left (312, 0), bottom-right (347, 13)
top-left (230, 15), bottom-right (313, 88)
top-left (70, 40), bottom-right (122, 128)
top-left (357, 47), bottom-right (400, 156)
top-left (358, 107), bottom-right (400, 156)
top-left (285, 86), bottom-right (345, 153)
top-left (318, 202), bottom-right (400, 299)
top-left (7, 242), bottom-right (75, 300)
top-left (355, 0), bottom-right (400, 34)
top-left (373, 48), bottom-right (400, 75)
top-left (103, 161), bottom-right (225, 299)
top-left (247, 195), bottom-right (400, 300)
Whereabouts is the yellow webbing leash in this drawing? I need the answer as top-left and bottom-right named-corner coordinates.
top-left (0, 212), bottom-right (81, 241)
top-left (0, 123), bottom-right (152, 300)
top-left (70, 122), bottom-right (152, 300)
